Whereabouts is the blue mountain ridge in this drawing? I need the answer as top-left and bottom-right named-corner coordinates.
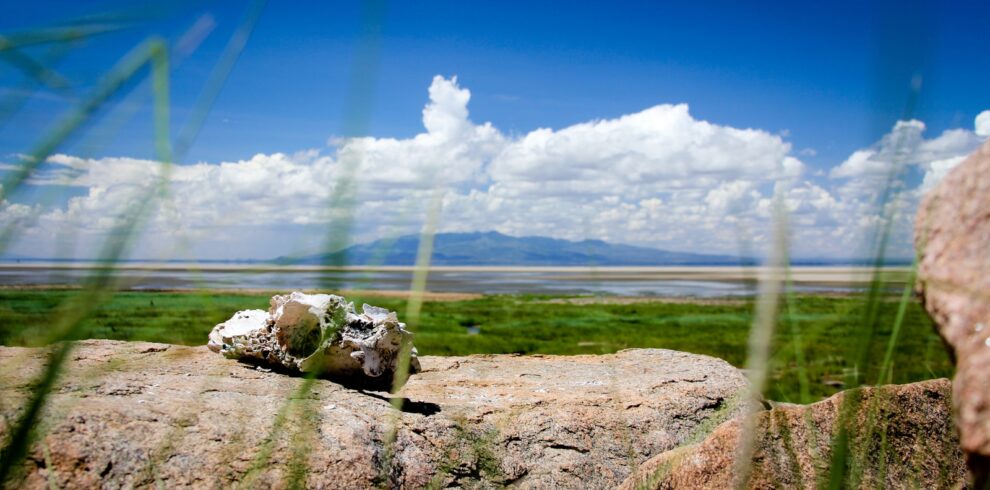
top-left (277, 231), bottom-right (755, 266)
top-left (0, 233), bottom-right (912, 266)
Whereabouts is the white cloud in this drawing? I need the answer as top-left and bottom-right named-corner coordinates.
top-left (976, 110), bottom-right (990, 137)
top-left (823, 114), bottom-right (988, 258)
top-left (705, 181), bottom-right (761, 214)
top-left (830, 149), bottom-right (885, 179)
top-left (0, 75), bottom-right (986, 261)
top-left (490, 104), bottom-right (802, 195)
top-left (830, 119), bottom-right (983, 180)
top-left (920, 155), bottom-right (966, 193)
top-left (337, 76), bottom-right (504, 189)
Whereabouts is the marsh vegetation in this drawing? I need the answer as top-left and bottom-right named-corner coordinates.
top-left (0, 288), bottom-right (951, 403)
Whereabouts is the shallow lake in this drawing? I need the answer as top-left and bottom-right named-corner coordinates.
top-left (0, 263), bottom-right (905, 297)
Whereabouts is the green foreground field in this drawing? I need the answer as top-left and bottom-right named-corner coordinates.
top-left (0, 289), bottom-right (952, 403)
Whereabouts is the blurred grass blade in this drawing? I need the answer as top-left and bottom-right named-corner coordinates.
top-left (784, 266), bottom-right (812, 404)
top-left (877, 265), bottom-right (917, 384)
top-left (0, 23), bottom-right (124, 50)
top-left (0, 38), bottom-right (171, 486)
top-left (392, 184), bottom-right (444, 397)
top-left (733, 190), bottom-right (788, 488)
top-left (317, 0), bottom-right (387, 270)
top-left (0, 47), bottom-right (73, 95)
top-left (73, 14), bottom-right (216, 158)
top-left (0, 37), bottom-right (169, 216)
top-left (173, 0), bottom-right (266, 158)
top-left (0, 42), bottom-right (74, 129)
top-left (256, 1), bottom-right (389, 486)
top-left (826, 69), bottom-right (922, 489)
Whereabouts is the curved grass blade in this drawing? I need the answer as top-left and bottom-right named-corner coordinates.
top-left (0, 47), bottom-right (73, 96)
top-left (0, 42), bottom-right (75, 130)
top-left (826, 70), bottom-right (923, 490)
top-left (173, 1), bottom-right (266, 159)
top-left (0, 37), bottom-right (170, 233)
top-left (242, 1), bottom-right (389, 486)
top-left (0, 23), bottom-right (125, 51)
top-left (0, 38), bottom-right (172, 486)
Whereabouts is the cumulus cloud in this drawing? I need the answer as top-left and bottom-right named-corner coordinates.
top-left (822, 114), bottom-right (989, 258)
top-left (830, 119), bottom-right (983, 180)
top-left (0, 75), bottom-right (986, 260)
top-left (337, 76), bottom-right (504, 188)
top-left (490, 104), bottom-right (802, 195)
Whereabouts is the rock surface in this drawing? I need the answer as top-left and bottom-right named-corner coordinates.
top-left (620, 379), bottom-right (966, 489)
top-left (916, 138), bottom-right (990, 481)
top-left (0, 340), bottom-right (747, 489)
top-left (208, 292), bottom-right (420, 389)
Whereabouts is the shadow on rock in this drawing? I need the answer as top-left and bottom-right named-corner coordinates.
top-left (358, 390), bottom-right (441, 416)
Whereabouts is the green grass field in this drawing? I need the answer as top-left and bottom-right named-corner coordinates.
top-left (0, 289), bottom-right (952, 403)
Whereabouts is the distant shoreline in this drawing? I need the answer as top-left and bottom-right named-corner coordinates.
top-left (0, 262), bottom-right (909, 271)
top-left (0, 263), bottom-right (910, 285)
top-left (0, 286), bottom-right (887, 304)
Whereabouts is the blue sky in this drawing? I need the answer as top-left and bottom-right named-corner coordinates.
top-left (0, 1), bottom-right (988, 260)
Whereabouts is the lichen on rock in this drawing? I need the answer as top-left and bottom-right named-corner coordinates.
top-left (620, 379), bottom-right (966, 489)
top-left (208, 291), bottom-right (420, 388)
top-left (0, 341), bottom-right (751, 489)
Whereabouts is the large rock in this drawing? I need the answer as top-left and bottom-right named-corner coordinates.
top-left (0, 340), bottom-right (747, 489)
top-left (620, 379), bottom-right (966, 489)
top-left (916, 138), bottom-right (990, 481)
top-left (207, 292), bottom-right (420, 390)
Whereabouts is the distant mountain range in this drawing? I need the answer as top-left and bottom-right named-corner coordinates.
top-left (0, 231), bottom-right (913, 266)
top-left (276, 231), bottom-right (755, 266)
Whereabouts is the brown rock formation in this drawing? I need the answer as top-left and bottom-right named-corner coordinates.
top-left (0, 340), bottom-right (747, 489)
top-left (916, 138), bottom-right (990, 482)
top-left (620, 379), bottom-right (966, 489)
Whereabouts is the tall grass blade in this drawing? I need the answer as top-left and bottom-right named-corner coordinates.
top-left (733, 191), bottom-right (788, 489)
top-left (877, 265), bottom-right (917, 385)
top-left (317, 0), bottom-right (388, 269)
top-left (0, 23), bottom-right (125, 51)
top-left (0, 38), bottom-right (172, 486)
top-left (783, 266), bottom-right (812, 404)
top-left (0, 47), bottom-right (73, 95)
top-left (0, 42), bottom-right (74, 129)
top-left (258, 1), bottom-right (389, 486)
top-left (826, 71), bottom-right (921, 489)
top-left (173, 0), bottom-right (266, 159)
top-left (0, 38), bottom-right (170, 246)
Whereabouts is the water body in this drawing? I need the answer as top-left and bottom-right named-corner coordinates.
top-left (0, 264), bottom-right (908, 297)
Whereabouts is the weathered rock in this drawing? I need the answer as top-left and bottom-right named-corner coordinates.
top-left (0, 340), bottom-right (748, 489)
top-left (916, 138), bottom-right (990, 481)
top-left (620, 379), bottom-right (966, 489)
top-left (207, 292), bottom-right (420, 389)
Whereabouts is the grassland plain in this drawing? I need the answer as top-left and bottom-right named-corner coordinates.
top-left (0, 289), bottom-right (951, 402)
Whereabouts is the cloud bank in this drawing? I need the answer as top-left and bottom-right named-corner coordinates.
top-left (1, 76), bottom-right (987, 260)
